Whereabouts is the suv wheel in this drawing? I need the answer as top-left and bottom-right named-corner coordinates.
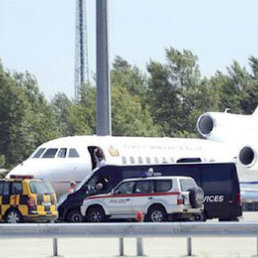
top-left (5, 210), bottom-right (22, 223)
top-left (189, 187), bottom-right (204, 208)
top-left (147, 205), bottom-right (167, 222)
top-left (86, 206), bottom-right (106, 222)
top-left (66, 209), bottom-right (84, 222)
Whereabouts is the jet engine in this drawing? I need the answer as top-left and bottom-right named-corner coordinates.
top-left (197, 114), bottom-right (215, 137)
top-left (197, 108), bottom-right (258, 141)
top-left (239, 146), bottom-right (256, 167)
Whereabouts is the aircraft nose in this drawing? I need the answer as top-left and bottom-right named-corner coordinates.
top-left (7, 162), bottom-right (41, 178)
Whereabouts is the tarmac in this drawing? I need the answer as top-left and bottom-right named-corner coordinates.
top-left (1, 212), bottom-right (258, 258)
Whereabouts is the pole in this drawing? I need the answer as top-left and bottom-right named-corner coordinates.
top-left (136, 211), bottom-right (144, 256)
top-left (52, 238), bottom-right (58, 257)
top-left (96, 0), bottom-right (111, 135)
top-left (187, 237), bottom-right (192, 256)
top-left (119, 237), bottom-right (124, 256)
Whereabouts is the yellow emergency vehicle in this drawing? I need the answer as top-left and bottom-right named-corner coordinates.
top-left (0, 175), bottom-right (58, 223)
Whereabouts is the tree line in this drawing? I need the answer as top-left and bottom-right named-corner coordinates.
top-left (0, 47), bottom-right (257, 169)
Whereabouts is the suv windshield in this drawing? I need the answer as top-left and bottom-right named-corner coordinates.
top-left (30, 181), bottom-right (54, 194)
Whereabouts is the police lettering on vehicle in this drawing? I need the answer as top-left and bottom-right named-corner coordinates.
top-left (109, 199), bottom-right (127, 204)
top-left (204, 195), bottom-right (224, 203)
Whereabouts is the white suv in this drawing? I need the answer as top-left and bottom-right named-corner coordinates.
top-left (81, 176), bottom-right (204, 222)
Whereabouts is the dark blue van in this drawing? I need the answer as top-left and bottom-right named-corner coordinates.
top-left (57, 162), bottom-right (242, 222)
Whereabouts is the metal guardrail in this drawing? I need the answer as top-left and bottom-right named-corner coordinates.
top-left (1, 222), bottom-right (258, 256)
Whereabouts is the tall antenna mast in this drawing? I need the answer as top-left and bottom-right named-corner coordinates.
top-left (75, 0), bottom-right (89, 101)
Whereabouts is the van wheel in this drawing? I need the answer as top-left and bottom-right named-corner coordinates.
top-left (66, 209), bottom-right (84, 223)
top-left (146, 205), bottom-right (167, 222)
top-left (86, 206), bottom-right (106, 222)
top-left (194, 212), bottom-right (207, 222)
top-left (5, 210), bottom-right (22, 223)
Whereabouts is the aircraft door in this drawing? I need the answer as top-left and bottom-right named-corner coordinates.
top-left (88, 146), bottom-right (106, 170)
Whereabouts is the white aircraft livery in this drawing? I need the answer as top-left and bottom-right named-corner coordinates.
top-left (7, 136), bottom-right (232, 196)
top-left (197, 105), bottom-right (258, 202)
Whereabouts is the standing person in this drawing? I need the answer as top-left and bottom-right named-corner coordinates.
top-left (94, 148), bottom-right (106, 168)
top-left (67, 181), bottom-right (76, 193)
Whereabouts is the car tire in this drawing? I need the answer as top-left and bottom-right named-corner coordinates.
top-left (86, 206), bottom-right (106, 223)
top-left (66, 209), bottom-right (84, 223)
top-left (5, 210), bottom-right (22, 223)
top-left (146, 205), bottom-right (167, 222)
top-left (189, 187), bottom-right (204, 208)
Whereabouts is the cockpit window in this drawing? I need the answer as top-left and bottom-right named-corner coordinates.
top-left (42, 148), bottom-right (58, 158)
top-left (32, 148), bottom-right (46, 158)
top-left (57, 148), bottom-right (67, 158)
top-left (68, 148), bottom-right (80, 158)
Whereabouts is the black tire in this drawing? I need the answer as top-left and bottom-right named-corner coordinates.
top-left (146, 205), bottom-right (167, 222)
top-left (194, 212), bottom-right (207, 222)
top-left (66, 209), bottom-right (84, 223)
top-left (5, 209), bottom-right (22, 223)
top-left (86, 206), bottom-right (106, 223)
top-left (189, 187), bottom-right (204, 208)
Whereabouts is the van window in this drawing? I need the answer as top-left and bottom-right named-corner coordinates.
top-left (135, 181), bottom-right (154, 194)
top-left (42, 148), bottom-right (58, 158)
top-left (58, 148), bottom-right (67, 158)
top-left (3, 182), bottom-right (10, 195)
top-left (146, 157), bottom-right (151, 164)
top-left (156, 180), bottom-right (172, 192)
top-left (11, 182), bottom-right (22, 194)
top-left (0, 182), bottom-right (3, 194)
top-left (30, 181), bottom-right (54, 194)
top-left (33, 148), bottom-right (46, 158)
top-left (180, 179), bottom-right (196, 191)
top-left (82, 167), bottom-right (123, 195)
top-left (115, 181), bottom-right (135, 194)
top-left (154, 157), bottom-right (159, 163)
top-left (69, 148), bottom-right (80, 158)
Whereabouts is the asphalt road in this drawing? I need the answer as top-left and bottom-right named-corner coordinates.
top-left (1, 212), bottom-right (258, 258)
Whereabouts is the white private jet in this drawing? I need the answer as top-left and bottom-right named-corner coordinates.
top-left (7, 136), bottom-right (232, 195)
top-left (197, 105), bottom-right (258, 202)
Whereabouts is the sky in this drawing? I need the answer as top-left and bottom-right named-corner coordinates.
top-left (1, 0), bottom-right (258, 100)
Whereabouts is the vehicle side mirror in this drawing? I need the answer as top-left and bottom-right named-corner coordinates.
top-left (96, 183), bottom-right (103, 191)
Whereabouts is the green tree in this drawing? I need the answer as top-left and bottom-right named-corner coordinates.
top-left (51, 93), bottom-right (73, 136)
top-left (110, 57), bottom-right (161, 136)
top-left (0, 155), bottom-right (5, 167)
top-left (147, 47), bottom-right (209, 137)
top-left (0, 62), bottom-right (61, 167)
top-left (111, 56), bottom-right (147, 99)
top-left (112, 85), bottom-right (161, 136)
